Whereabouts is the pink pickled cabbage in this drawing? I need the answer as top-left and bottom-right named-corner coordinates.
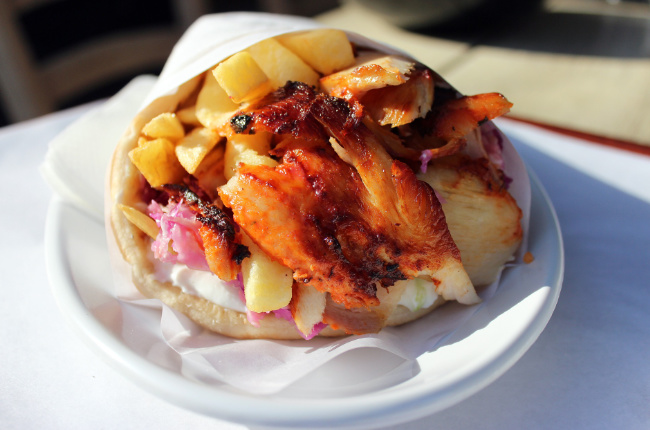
top-left (419, 149), bottom-right (433, 173)
top-left (480, 123), bottom-right (513, 188)
top-left (481, 124), bottom-right (504, 169)
top-left (417, 150), bottom-right (446, 204)
top-left (148, 200), bottom-right (210, 271)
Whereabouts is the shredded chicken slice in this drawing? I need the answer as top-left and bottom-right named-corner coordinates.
top-left (432, 92), bottom-right (512, 142)
top-left (320, 51), bottom-right (415, 95)
top-left (404, 91), bottom-right (513, 162)
top-left (322, 55), bottom-right (512, 163)
top-left (320, 52), bottom-right (433, 127)
top-left (359, 68), bottom-right (434, 127)
top-left (221, 138), bottom-right (397, 309)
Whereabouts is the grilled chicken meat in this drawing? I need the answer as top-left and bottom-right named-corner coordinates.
top-left (219, 82), bottom-right (479, 317)
top-left (322, 54), bottom-right (512, 167)
top-left (418, 154), bottom-right (523, 286)
top-left (320, 51), bottom-right (433, 127)
top-left (399, 91), bottom-right (513, 167)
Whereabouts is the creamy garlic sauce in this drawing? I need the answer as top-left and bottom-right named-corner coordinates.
top-left (397, 278), bottom-right (439, 312)
top-left (153, 261), bottom-right (247, 313)
top-left (154, 260), bottom-right (437, 314)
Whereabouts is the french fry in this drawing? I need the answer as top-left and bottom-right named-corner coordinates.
top-left (194, 144), bottom-right (227, 193)
top-left (277, 29), bottom-right (355, 75)
top-left (175, 127), bottom-right (221, 174)
top-left (241, 234), bottom-right (293, 313)
top-left (224, 132), bottom-right (274, 180)
top-left (292, 283), bottom-right (326, 336)
top-left (213, 51), bottom-right (273, 103)
top-left (176, 105), bottom-right (201, 127)
top-left (245, 37), bottom-right (319, 89)
top-left (141, 113), bottom-right (185, 142)
top-left (195, 69), bottom-right (240, 130)
top-left (118, 204), bottom-right (159, 239)
top-left (128, 138), bottom-right (185, 188)
top-left (233, 149), bottom-right (278, 176)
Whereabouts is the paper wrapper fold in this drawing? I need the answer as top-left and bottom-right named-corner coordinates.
top-left (45, 12), bottom-right (531, 395)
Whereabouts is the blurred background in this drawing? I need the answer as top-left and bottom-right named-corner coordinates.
top-left (0, 0), bottom-right (340, 127)
top-left (1, 0), bottom-right (649, 146)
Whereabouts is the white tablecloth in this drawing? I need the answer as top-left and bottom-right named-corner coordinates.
top-left (1, 104), bottom-right (648, 429)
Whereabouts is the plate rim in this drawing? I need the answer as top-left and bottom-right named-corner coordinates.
top-left (44, 168), bottom-right (563, 429)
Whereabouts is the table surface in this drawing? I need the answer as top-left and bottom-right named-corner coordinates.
top-left (2, 5), bottom-right (650, 429)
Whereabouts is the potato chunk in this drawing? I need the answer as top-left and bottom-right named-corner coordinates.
top-left (175, 127), bottom-right (221, 174)
top-left (241, 234), bottom-right (293, 313)
top-left (245, 37), bottom-right (319, 89)
top-left (214, 51), bottom-right (272, 103)
top-left (194, 144), bottom-right (227, 195)
top-left (278, 29), bottom-right (355, 75)
top-left (176, 105), bottom-right (201, 126)
top-left (195, 70), bottom-right (240, 130)
top-left (291, 284), bottom-right (326, 337)
top-left (141, 113), bottom-right (185, 142)
top-left (224, 132), bottom-right (274, 180)
top-left (128, 138), bottom-right (185, 188)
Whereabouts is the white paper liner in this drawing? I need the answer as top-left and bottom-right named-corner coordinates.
top-left (46, 12), bottom-right (531, 395)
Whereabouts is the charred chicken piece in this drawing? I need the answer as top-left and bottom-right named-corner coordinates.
top-left (163, 184), bottom-right (250, 281)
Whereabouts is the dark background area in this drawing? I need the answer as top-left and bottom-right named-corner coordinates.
top-left (0, 0), bottom-right (340, 127)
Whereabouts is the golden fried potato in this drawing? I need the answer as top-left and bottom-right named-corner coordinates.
top-left (175, 127), bottom-right (221, 174)
top-left (141, 113), bottom-right (185, 142)
top-left (176, 105), bottom-right (201, 127)
top-left (277, 29), bottom-right (355, 75)
top-left (193, 144), bottom-right (227, 195)
top-left (224, 132), bottom-right (274, 180)
top-left (195, 69), bottom-right (240, 131)
top-left (214, 51), bottom-right (273, 103)
top-left (246, 37), bottom-right (319, 89)
top-left (291, 284), bottom-right (326, 336)
top-left (241, 234), bottom-right (293, 313)
top-left (128, 138), bottom-right (185, 188)
top-left (118, 204), bottom-right (159, 239)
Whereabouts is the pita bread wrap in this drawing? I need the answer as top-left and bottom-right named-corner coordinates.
top-left (108, 12), bottom-right (529, 340)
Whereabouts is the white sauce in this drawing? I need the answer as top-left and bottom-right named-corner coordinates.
top-left (154, 260), bottom-right (437, 314)
top-left (397, 278), bottom-right (439, 312)
top-left (153, 261), bottom-right (247, 313)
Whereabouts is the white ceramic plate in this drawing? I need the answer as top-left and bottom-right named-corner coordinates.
top-left (44, 169), bottom-right (562, 429)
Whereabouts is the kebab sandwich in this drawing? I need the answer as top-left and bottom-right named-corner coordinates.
top-left (109, 27), bottom-right (524, 340)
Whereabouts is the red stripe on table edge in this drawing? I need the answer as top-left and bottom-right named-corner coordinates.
top-left (504, 116), bottom-right (650, 157)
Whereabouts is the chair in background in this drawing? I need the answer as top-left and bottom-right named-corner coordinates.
top-left (0, 0), bottom-right (211, 123)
